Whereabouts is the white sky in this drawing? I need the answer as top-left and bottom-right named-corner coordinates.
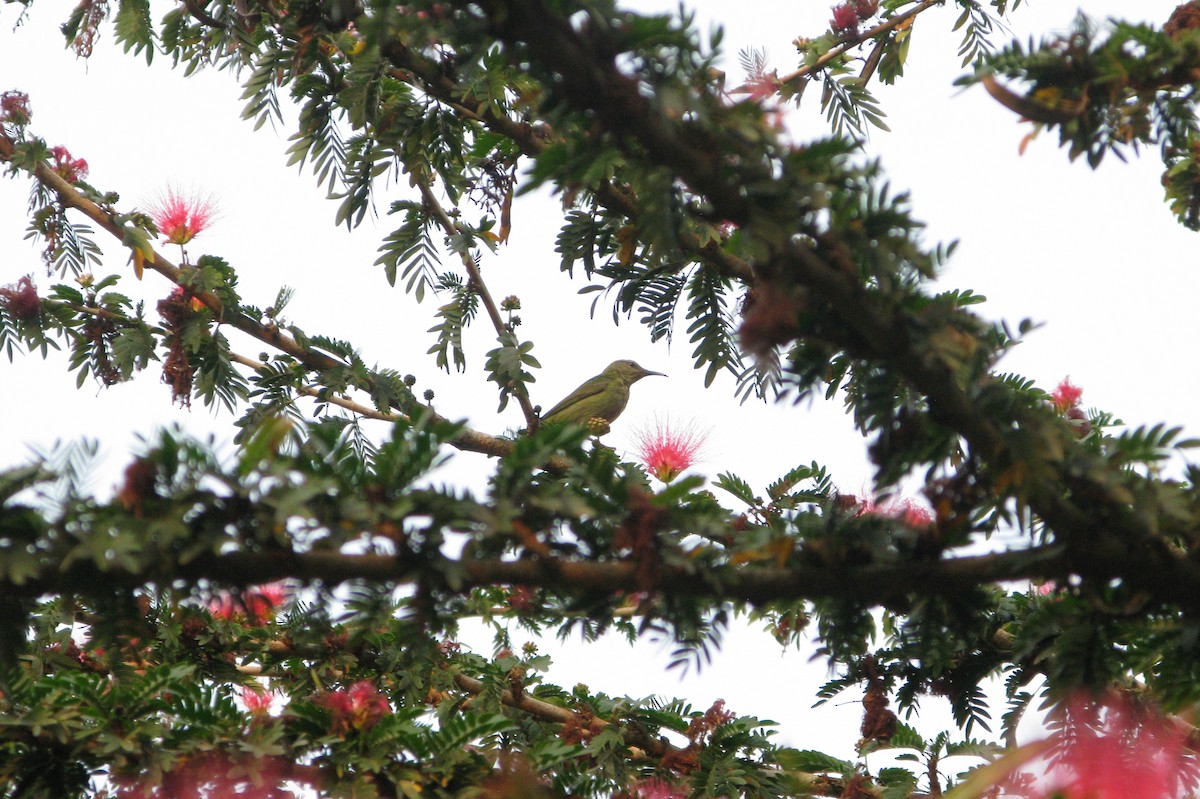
top-left (1, 0), bottom-right (1195, 772)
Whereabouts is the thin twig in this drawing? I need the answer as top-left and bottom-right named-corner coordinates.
top-left (228, 351), bottom-right (400, 422)
top-left (781, 0), bottom-right (942, 85)
top-left (451, 673), bottom-right (675, 757)
top-left (858, 35), bottom-right (888, 84)
top-left (416, 179), bottom-right (540, 428)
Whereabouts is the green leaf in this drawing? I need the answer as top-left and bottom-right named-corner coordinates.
top-left (114, 0), bottom-right (155, 63)
top-left (714, 472), bottom-right (759, 507)
top-left (774, 748), bottom-right (854, 774)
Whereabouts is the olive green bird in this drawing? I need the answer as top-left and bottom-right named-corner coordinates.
top-left (539, 360), bottom-right (665, 431)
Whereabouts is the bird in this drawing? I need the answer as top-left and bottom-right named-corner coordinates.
top-left (539, 360), bottom-right (665, 432)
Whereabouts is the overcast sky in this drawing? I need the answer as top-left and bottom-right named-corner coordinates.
top-left (1, 0), bottom-right (1195, 766)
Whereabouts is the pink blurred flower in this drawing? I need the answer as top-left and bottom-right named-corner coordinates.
top-left (855, 496), bottom-right (934, 528)
top-left (149, 187), bottom-right (216, 246)
top-left (1023, 695), bottom-right (1198, 799)
top-left (50, 145), bottom-right (88, 183)
top-left (0, 275), bottom-right (41, 321)
top-left (892, 498), bottom-right (933, 528)
top-left (208, 593), bottom-right (238, 621)
top-left (854, 0), bottom-right (879, 19)
top-left (111, 751), bottom-right (314, 798)
top-left (240, 686), bottom-right (279, 715)
top-left (634, 418), bottom-right (706, 483)
top-left (348, 681), bottom-right (391, 724)
top-left (629, 778), bottom-right (687, 799)
top-left (831, 2), bottom-right (860, 34)
top-left (1050, 378), bottom-right (1092, 437)
top-left (316, 680), bottom-right (391, 734)
top-left (505, 585), bottom-right (537, 612)
top-left (243, 582), bottom-right (288, 624)
top-left (1051, 378), bottom-right (1083, 412)
top-left (1, 90), bottom-right (31, 126)
top-left (733, 71), bottom-right (780, 104)
top-left (731, 70), bottom-right (785, 129)
top-left (208, 582), bottom-right (289, 625)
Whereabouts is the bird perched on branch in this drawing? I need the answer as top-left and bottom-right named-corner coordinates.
top-left (539, 360), bottom-right (665, 434)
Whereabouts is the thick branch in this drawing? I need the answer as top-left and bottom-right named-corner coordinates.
top-left (5, 544), bottom-right (1074, 608)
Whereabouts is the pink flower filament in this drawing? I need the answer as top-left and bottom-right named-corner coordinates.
top-left (50, 145), bottom-right (88, 183)
top-left (149, 188), bottom-right (216, 245)
top-left (1028, 695), bottom-right (1198, 799)
top-left (634, 419), bottom-right (706, 483)
top-left (1051, 377), bottom-right (1083, 412)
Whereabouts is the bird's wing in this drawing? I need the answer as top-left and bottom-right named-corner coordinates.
top-left (542, 375), bottom-right (608, 419)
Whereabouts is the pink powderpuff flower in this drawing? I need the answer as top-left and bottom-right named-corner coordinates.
top-left (733, 71), bottom-right (780, 104)
top-left (0, 275), bottom-right (41, 321)
top-left (148, 187), bottom-right (216, 246)
top-left (831, 2), bottom-right (860, 34)
top-left (854, 496), bottom-right (934, 528)
top-left (731, 69), bottom-right (786, 129)
top-left (50, 145), bottom-right (88, 183)
top-left (208, 583), bottom-right (289, 625)
top-left (890, 497), bottom-right (934, 528)
top-left (1, 90), bottom-right (31, 126)
top-left (208, 593), bottom-right (239, 621)
top-left (316, 680), bottom-right (392, 734)
top-left (243, 582), bottom-right (288, 625)
top-left (347, 681), bottom-right (391, 725)
top-left (1051, 377), bottom-right (1083, 412)
top-left (634, 418), bottom-right (706, 483)
top-left (240, 686), bottom-right (280, 715)
top-left (1028, 694), bottom-right (1199, 799)
top-left (505, 585), bottom-right (537, 613)
top-left (854, 0), bottom-right (879, 19)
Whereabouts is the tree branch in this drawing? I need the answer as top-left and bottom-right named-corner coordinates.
top-left (980, 73), bottom-right (1087, 124)
top-left (460, 0), bottom-right (1200, 616)
top-left (0, 133), bottom-right (518, 459)
top-left (228, 351), bottom-right (399, 422)
top-left (5, 541), bottom-right (1075, 609)
top-left (375, 35), bottom-right (755, 283)
top-left (781, 0), bottom-right (943, 85)
top-left (415, 179), bottom-right (539, 427)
